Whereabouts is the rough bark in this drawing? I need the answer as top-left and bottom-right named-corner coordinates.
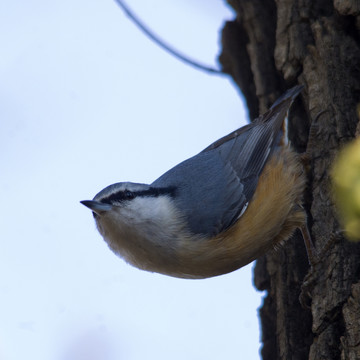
top-left (219, 1), bottom-right (360, 359)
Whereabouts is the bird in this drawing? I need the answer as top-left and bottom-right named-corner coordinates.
top-left (81, 85), bottom-right (312, 279)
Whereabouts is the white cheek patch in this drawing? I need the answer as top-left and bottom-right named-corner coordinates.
top-left (128, 196), bottom-right (170, 220)
top-left (102, 195), bottom-right (186, 237)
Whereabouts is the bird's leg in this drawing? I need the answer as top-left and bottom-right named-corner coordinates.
top-left (299, 228), bottom-right (343, 308)
top-left (300, 223), bottom-right (319, 266)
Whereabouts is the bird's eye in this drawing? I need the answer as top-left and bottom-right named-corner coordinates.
top-left (124, 190), bottom-right (135, 200)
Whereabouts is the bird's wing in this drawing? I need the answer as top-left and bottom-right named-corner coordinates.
top-left (152, 86), bottom-right (303, 237)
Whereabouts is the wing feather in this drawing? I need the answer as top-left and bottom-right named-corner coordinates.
top-left (152, 86), bottom-right (303, 236)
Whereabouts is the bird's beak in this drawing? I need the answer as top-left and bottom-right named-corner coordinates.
top-left (80, 200), bottom-right (112, 215)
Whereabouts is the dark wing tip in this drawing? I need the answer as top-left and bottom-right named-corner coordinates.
top-left (270, 85), bottom-right (304, 109)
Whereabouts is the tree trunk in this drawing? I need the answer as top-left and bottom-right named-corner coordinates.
top-left (219, 1), bottom-right (360, 359)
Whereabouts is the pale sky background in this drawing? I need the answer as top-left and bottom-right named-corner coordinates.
top-left (0, 1), bottom-right (264, 359)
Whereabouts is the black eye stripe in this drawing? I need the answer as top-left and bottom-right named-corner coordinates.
top-left (100, 191), bottom-right (134, 204)
top-left (100, 186), bottom-right (176, 205)
top-left (124, 190), bottom-right (135, 199)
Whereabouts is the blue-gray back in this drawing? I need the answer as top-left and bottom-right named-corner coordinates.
top-left (152, 86), bottom-right (303, 237)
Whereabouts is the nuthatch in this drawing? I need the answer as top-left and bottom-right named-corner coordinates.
top-left (81, 85), bottom-right (313, 279)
